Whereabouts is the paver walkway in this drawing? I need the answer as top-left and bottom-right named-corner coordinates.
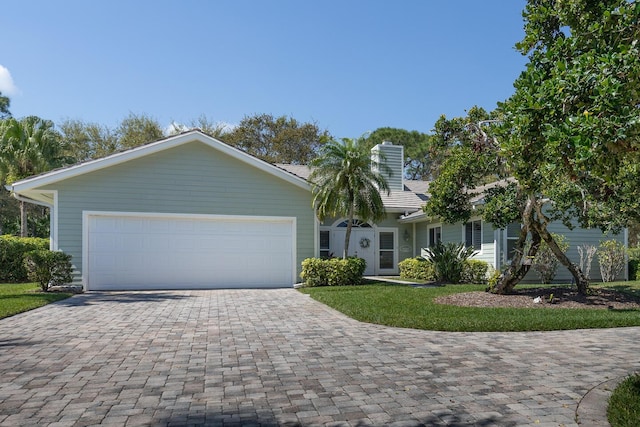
top-left (0, 289), bottom-right (638, 426)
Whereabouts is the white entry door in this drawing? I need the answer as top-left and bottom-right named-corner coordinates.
top-left (332, 228), bottom-right (375, 275)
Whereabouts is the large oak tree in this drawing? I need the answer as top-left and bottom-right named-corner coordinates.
top-left (425, 0), bottom-right (640, 294)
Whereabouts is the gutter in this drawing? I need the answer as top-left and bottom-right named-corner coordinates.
top-left (7, 186), bottom-right (53, 208)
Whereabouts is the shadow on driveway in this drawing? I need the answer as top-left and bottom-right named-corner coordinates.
top-left (54, 291), bottom-right (193, 306)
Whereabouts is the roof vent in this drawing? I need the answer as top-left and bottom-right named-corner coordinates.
top-left (382, 140), bottom-right (393, 145)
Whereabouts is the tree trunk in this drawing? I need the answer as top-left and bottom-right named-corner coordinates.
top-left (20, 200), bottom-right (27, 237)
top-left (533, 221), bottom-right (590, 294)
top-left (493, 226), bottom-right (541, 294)
top-left (343, 205), bottom-right (355, 259)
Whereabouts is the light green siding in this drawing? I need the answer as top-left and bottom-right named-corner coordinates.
top-left (417, 216), bottom-right (626, 283)
top-left (522, 222), bottom-right (626, 283)
top-left (43, 141), bottom-right (315, 283)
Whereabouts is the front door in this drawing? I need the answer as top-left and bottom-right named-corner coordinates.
top-left (333, 228), bottom-right (375, 275)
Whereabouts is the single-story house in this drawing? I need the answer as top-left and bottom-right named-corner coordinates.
top-left (7, 130), bottom-right (626, 290)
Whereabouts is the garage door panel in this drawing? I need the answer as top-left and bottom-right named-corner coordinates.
top-left (86, 214), bottom-right (294, 290)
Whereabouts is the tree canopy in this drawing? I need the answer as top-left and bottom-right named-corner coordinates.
top-left (425, 0), bottom-right (640, 294)
top-left (0, 91), bottom-right (10, 119)
top-left (220, 113), bottom-right (330, 164)
top-left (0, 116), bottom-right (73, 236)
top-left (365, 127), bottom-right (435, 180)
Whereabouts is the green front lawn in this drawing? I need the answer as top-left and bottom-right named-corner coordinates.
top-left (0, 283), bottom-right (72, 319)
top-left (608, 373), bottom-right (640, 427)
top-left (299, 281), bottom-right (640, 332)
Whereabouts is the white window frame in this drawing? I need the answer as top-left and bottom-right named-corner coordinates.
top-left (427, 224), bottom-right (442, 248)
top-left (377, 227), bottom-right (397, 274)
top-left (319, 227), bottom-right (331, 258)
top-left (463, 219), bottom-right (483, 254)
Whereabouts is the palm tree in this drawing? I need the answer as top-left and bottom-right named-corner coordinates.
top-left (0, 116), bottom-right (71, 236)
top-left (309, 137), bottom-right (391, 258)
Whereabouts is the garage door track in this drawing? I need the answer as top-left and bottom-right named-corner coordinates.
top-left (0, 289), bottom-right (638, 426)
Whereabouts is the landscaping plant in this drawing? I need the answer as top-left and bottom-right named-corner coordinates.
top-left (598, 240), bottom-right (626, 283)
top-left (423, 242), bottom-right (477, 284)
top-left (398, 257), bottom-right (435, 282)
top-left (577, 244), bottom-right (597, 281)
top-left (300, 257), bottom-right (366, 287)
top-left (23, 250), bottom-right (73, 292)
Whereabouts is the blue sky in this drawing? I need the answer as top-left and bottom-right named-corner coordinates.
top-left (1, 1), bottom-right (529, 139)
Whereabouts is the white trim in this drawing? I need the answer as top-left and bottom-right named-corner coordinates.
top-left (427, 223), bottom-right (443, 248)
top-left (463, 218), bottom-right (483, 255)
top-left (50, 191), bottom-right (58, 250)
top-left (377, 227), bottom-right (398, 275)
top-left (10, 131), bottom-right (310, 194)
top-left (493, 228), bottom-right (500, 270)
top-left (82, 210), bottom-right (297, 291)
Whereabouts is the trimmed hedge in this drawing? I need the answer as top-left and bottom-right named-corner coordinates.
top-left (398, 257), bottom-right (435, 281)
top-left (0, 236), bottom-right (49, 282)
top-left (300, 257), bottom-right (366, 287)
top-left (461, 259), bottom-right (490, 284)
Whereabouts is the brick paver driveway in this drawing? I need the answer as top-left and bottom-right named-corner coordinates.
top-left (0, 289), bottom-right (638, 426)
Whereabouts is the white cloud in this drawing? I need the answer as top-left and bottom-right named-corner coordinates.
top-left (0, 65), bottom-right (19, 96)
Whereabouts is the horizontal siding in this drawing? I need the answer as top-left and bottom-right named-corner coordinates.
top-left (521, 222), bottom-right (626, 284)
top-left (43, 141), bottom-right (315, 284)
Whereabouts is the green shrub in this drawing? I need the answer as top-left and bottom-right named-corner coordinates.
top-left (461, 259), bottom-right (489, 284)
top-left (607, 373), bottom-right (640, 427)
top-left (23, 250), bottom-right (73, 292)
top-left (531, 233), bottom-right (569, 284)
top-left (300, 257), bottom-right (366, 287)
top-left (598, 240), bottom-right (626, 282)
top-left (398, 257), bottom-right (435, 281)
top-left (0, 235), bottom-right (49, 282)
top-left (423, 242), bottom-right (477, 284)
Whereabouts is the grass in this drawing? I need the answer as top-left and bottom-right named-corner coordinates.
top-left (0, 283), bottom-right (72, 319)
top-left (608, 373), bottom-right (640, 427)
top-left (298, 281), bottom-right (640, 332)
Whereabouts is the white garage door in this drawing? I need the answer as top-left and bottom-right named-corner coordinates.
top-left (85, 213), bottom-right (295, 290)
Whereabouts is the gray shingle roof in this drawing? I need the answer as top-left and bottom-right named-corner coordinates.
top-left (275, 163), bottom-right (428, 212)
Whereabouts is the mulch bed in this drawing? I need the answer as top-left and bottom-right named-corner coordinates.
top-left (435, 286), bottom-right (640, 310)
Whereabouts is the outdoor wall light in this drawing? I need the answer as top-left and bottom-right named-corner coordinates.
top-left (403, 229), bottom-right (410, 242)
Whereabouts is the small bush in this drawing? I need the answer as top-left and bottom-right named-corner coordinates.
top-left (23, 250), bottom-right (73, 292)
top-left (461, 259), bottom-right (489, 284)
top-left (300, 257), bottom-right (366, 287)
top-left (598, 240), bottom-right (626, 283)
top-left (0, 236), bottom-right (49, 282)
top-left (423, 242), bottom-right (477, 284)
top-left (398, 257), bottom-right (435, 281)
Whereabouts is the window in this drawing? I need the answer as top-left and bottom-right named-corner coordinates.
top-left (505, 222), bottom-right (521, 262)
top-left (428, 226), bottom-right (441, 248)
top-left (465, 220), bottom-right (482, 250)
top-left (379, 232), bottom-right (395, 269)
top-left (320, 230), bottom-right (330, 258)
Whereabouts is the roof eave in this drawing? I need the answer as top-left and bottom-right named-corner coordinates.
top-left (10, 130), bottom-right (310, 194)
